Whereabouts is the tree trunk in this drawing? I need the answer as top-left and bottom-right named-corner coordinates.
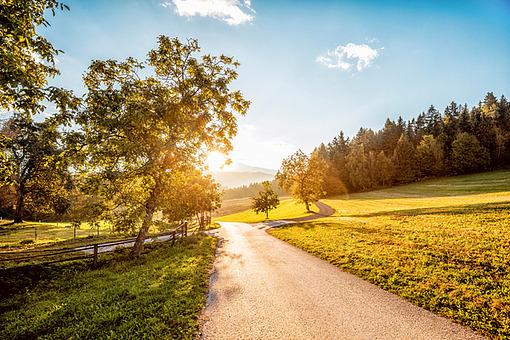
top-left (130, 177), bottom-right (162, 258)
top-left (305, 200), bottom-right (310, 212)
top-left (14, 184), bottom-right (25, 223)
top-left (265, 210), bottom-right (268, 219)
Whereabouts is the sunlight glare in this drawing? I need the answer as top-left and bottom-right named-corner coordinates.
top-left (207, 151), bottom-right (228, 171)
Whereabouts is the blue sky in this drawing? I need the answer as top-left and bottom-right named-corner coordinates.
top-left (40, 0), bottom-right (510, 169)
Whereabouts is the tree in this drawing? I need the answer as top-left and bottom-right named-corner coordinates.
top-left (251, 180), bottom-right (279, 219)
top-left (0, 0), bottom-right (76, 116)
top-left (76, 36), bottom-right (249, 257)
top-left (276, 150), bottom-right (327, 212)
top-left (374, 151), bottom-right (394, 187)
top-left (392, 134), bottom-right (418, 184)
top-left (416, 135), bottom-right (445, 177)
top-left (451, 132), bottom-right (490, 174)
top-left (0, 115), bottom-right (72, 222)
top-left (346, 143), bottom-right (371, 190)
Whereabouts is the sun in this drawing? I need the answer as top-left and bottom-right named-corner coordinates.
top-left (206, 151), bottom-right (228, 172)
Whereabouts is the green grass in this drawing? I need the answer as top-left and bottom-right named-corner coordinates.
top-left (0, 233), bottom-right (216, 339)
top-left (214, 198), bottom-right (316, 223)
top-left (0, 220), bottom-right (114, 248)
top-left (268, 170), bottom-right (510, 340)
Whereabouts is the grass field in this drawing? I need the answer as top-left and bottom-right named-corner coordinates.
top-left (0, 233), bottom-right (216, 340)
top-left (268, 170), bottom-right (510, 340)
top-left (0, 220), bottom-right (116, 248)
top-left (213, 195), bottom-right (291, 218)
top-left (214, 198), bottom-right (316, 223)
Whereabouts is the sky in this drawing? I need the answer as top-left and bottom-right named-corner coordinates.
top-left (38, 0), bottom-right (510, 170)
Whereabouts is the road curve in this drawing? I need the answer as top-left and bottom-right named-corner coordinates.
top-left (199, 221), bottom-right (486, 339)
top-left (283, 201), bottom-right (336, 222)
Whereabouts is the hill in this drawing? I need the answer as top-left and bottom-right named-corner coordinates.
top-left (209, 171), bottom-right (275, 189)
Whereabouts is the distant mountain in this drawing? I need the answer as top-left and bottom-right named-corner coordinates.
top-left (208, 162), bottom-right (277, 188)
top-left (210, 171), bottom-right (275, 189)
top-left (220, 162), bottom-right (277, 175)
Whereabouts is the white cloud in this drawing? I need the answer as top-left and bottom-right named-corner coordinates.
top-left (161, 0), bottom-right (254, 25)
top-left (316, 43), bottom-right (383, 72)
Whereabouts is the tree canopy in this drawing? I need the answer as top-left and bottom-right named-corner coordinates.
top-left (251, 180), bottom-right (279, 219)
top-left (276, 150), bottom-right (327, 212)
top-left (0, 0), bottom-right (76, 116)
top-left (0, 115), bottom-right (72, 222)
top-left (75, 36), bottom-right (249, 257)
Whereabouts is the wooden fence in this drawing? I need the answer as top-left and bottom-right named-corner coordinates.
top-left (0, 222), bottom-right (188, 269)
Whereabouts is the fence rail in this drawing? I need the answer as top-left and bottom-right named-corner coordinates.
top-left (0, 222), bottom-right (188, 269)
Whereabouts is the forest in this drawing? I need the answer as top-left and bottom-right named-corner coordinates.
top-left (313, 92), bottom-right (510, 195)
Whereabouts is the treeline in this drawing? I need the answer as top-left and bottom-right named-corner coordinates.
top-left (314, 92), bottom-right (510, 194)
top-left (222, 180), bottom-right (286, 200)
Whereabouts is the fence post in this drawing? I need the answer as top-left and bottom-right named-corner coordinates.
top-left (93, 244), bottom-right (98, 268)
top-left (35, 226), bottom-right (37, 241)
top-left (74, 226), bottom-right (76, 238)
top-left (172, 231), bottom-right (176, 245)
top-left (184, 222), bottom-right (187, 237)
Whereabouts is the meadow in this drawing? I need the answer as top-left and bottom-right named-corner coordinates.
top-left (265, 170), bottom-right (510, 340)
top-left (214, 197), bottom-right (315, 223)
top-left (0, 220), bottom-right (116, 248)
top-left (0, 233), bottom-right (216, 340)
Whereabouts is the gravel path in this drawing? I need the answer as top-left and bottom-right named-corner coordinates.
top-left (199, 219), bottom-right (486, 339)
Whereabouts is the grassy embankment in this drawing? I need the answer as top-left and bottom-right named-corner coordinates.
top-left (267, 170), bottom-right (510, 340)
top-left (0, 233), bottom-right (216, 340)
top-left (214, 197), bottom-right (315, 223)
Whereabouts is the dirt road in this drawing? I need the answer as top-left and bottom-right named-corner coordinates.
top-left (199, 220), bottom-right (486, 339)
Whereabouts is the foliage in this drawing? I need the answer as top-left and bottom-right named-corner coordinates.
top-left (276, 150), bottom-right (327, 211)
top-left (0, 115), bottom-right (73, 222)
top-left (0, 0), bottom-right (77, 117)
top-left (318, 92), bottom-right (510, 194)
top-left (75, 36), bottom-right (249, 257)
top-left (451, 132), bottom-right (490, 174)
top-left (269, 170), bottom-right (510, 340)
top-left (251, 180), bottom-right (280, 219)
top-left (0, 233), bottom-right (216, 339)
top-left (161, 170), bottom-right (222, 229)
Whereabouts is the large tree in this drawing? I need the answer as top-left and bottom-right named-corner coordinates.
top-left (251, 180), bottom-right (279, 219)
top-left (276, 150), bottom-right (327, 212)
top-left (0, 1), bottom-right (78, 222)
top-left (0, 115), bottom-right (72, 222)
top-left (76, 36), bottom-right (249, 257)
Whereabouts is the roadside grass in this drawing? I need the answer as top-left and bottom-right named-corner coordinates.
top-left (0, 233), bottom-right (216, 340)
top-left (214, 198), bottom-right (316, 223)
top-left (269, 170), bottom-right (510, 340)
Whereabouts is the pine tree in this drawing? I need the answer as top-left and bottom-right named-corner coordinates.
top-left (346, 144), bottom-right (371, 190)
top-left (451, 132), bottom-right (490, 174)
top-left (392, 134), bottom-right (418, 184)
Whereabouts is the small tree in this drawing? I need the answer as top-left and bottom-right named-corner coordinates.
top-left (276, 150), bottom-right (327, 212)
top-left (251, 181), bottom-right (279, 219)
